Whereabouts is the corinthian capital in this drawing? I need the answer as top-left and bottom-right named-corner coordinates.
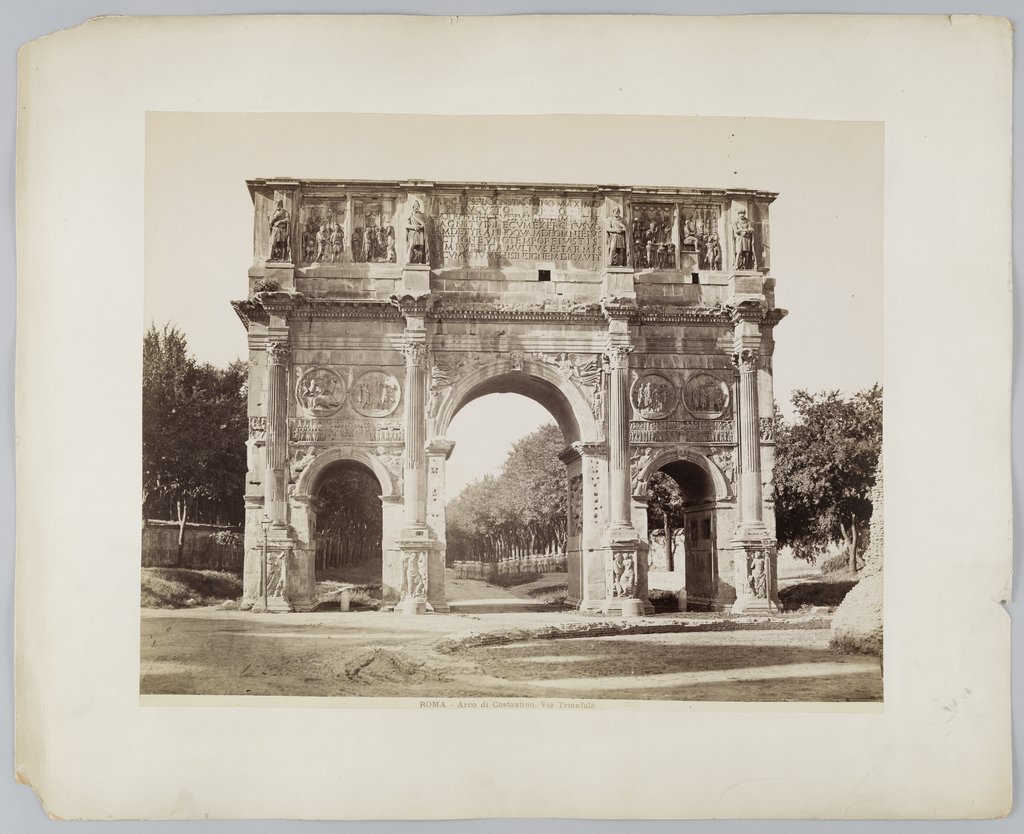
top-left (402, 341), bottom-right (427, 368)
top-left (604, 344), bottom-right (633, 370)
top-left (266, 341), bottom-right (291, 365)
top-left (731, 348), bottom-right (760, 373)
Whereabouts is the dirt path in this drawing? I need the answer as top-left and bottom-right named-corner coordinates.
top-left (140, 608), bottom-right (881, 702)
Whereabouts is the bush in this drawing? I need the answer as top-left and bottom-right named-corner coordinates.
top-left (250, 279), bottom-right (280, 295)
top-left (647, 588), bottom-right (680, 613)
top-left (779, 580), bottom-right (856, 611)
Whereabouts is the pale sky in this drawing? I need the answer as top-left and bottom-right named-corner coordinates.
top-left (145, 113), bottom-right (882, 497)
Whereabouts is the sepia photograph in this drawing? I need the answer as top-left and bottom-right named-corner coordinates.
top-left (140, 113), bottom-right (883, 703)
top-left (14, 14), bottom-right (1011, 821)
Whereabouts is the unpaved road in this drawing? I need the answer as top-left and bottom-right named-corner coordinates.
top-left (140, 609), bottom-right (882, 702)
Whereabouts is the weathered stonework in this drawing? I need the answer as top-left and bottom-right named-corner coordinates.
top-left (235, 179), bottom-right (785, 614)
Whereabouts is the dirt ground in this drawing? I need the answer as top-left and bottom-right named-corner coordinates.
top-left (140, 607), bottom-right (882, 702)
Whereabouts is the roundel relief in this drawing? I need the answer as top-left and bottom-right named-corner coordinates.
top-left (630, 373), bottom-right (678, 420)
top-left (683, 373), bottom-right (730, 419)
top-left (351, 370), bottom-right (402, 417)
top-left (296, 367), bottom-right (346, 417)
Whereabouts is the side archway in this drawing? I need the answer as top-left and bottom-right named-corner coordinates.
top-left (633, 446), bottom-right (733, 501)
top-left (293, 446), bottom-right (398, 502)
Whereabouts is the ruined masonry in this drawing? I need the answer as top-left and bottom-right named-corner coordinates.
top-left (233, 179), bottom-right (787, 615)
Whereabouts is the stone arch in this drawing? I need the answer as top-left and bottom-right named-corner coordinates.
top-left (430, 355), bottom-right (601, 444)
top-left (634, 446), bottom-right (732, 501)
top-left (293, 446), bottom-right (398, 502)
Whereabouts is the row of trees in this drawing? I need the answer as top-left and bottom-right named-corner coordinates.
top-left (446, 424), bottom-right (568, 563)
top-left (143, 325), bottom-right (248, 563)
top-left (315, 467), bottom-right (383, 575)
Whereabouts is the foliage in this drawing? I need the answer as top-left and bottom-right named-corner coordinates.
top-left (446, 424), bottom-right (567, 562)
top-left (250, 279), bottom-right (280, 295)
top-left (212, 530), bottom-right (244, 548)
top-left (143, 325), bottom-right (247, 541)
top-left (315, 466), bottom-right (383, 574)
top-left (773, 385), bottom-right (882, 573)
top-left (647, 472), bottom-right (686, 569)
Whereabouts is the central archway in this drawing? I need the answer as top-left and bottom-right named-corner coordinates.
top-left (429, 358), bottom-right (602, 609)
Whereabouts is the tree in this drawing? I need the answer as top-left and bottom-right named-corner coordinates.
top-left (773, 385), bottom-right (882, 574)
top-left (647, 472), bottom-right (686, 570)
top-left (445, 423), bottom-right (567, 563)
top-left (143, 325), bottom-right (247, 562)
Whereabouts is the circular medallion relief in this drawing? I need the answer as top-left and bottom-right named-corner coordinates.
top-left (629, 373), bottom-right (678, 421)
top-left (351, 370), bottom-right (402, 417)
top-left (295, 367), bottom-right (346, 417)
top-left (683, 373), bottom-right (730, 419)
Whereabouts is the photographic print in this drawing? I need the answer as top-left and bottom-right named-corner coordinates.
top-left (140, 113), bottom-right (883, 704)
top-left (16, 15), bottom-right (1010, 820)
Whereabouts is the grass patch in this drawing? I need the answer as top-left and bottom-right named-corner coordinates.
top-left (648, 588), bottom-right (680, 613)
top-left (141, 568), bottom-right (242, 609)
top-left (779, 580), bottom-right (857, 612)
top-left (489, 571), bottom-right (545, 588)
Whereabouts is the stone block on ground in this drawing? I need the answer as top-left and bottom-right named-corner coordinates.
top-left (828, 572), bottom-right (882, 656)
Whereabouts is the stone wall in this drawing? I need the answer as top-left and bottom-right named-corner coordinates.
top-left (141, 520), bottom-right (244, 572)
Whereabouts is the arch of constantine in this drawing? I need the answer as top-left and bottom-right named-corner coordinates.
top-left (232, 179), bottom-right (786, 616)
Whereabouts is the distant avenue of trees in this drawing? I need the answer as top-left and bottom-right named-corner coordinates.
top-left (143, 325), bottom-right (247, 562)
top-left (445, 424), bottom-right (567, 563)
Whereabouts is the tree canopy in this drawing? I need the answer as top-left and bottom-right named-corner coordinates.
top-left (143, 324), bottom-right (247, 540)
top-left (446, 423), bottom-right (567, 562)
top-left (773, 385), bottom-right (882, 571)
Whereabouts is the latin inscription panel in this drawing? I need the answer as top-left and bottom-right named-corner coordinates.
top-left (436, 194), bottom-right (601, 267)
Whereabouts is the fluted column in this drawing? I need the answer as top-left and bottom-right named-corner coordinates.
top-left (606, 344), bottom-right (633, 527)
top-left (265, 340), bottom-right (290, 527)
top-left (401, 339), bottom-right (427, 527)
top-left (733, 347), bottom-right (763, 530)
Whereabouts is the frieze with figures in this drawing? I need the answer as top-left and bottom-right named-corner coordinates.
top-left (295, 367), bottom-right (346, 417)
top-left (630, 373), bottom-right (678, 421)
top-left (629, 419), bottom-right (735, 445)
top-left (350, 371), bottom-right (401, 417)
top-left (288, 418), bottom-right (404, 444)
top-left (248, 416), bottom-right (267, 440)
top-left (682, 373), bottom-right (731, 419)
top-left (435, 194), bottom-right (602, 267)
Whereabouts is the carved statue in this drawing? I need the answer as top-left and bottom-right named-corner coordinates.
top-left (619, 553), bottom-right (636, 598)
top-left (682, 215), bottom-right (699, 250)
top-left (302, 216), bottom-right (318, 263)
top-left (705, 232), bottom-right (722, 270)
top-left (605, 207), bottom-right (627, 267)
top-left (630, 447), bottom-right (654, 492)
top-left (315, 220), bottom-right (331, 263)
top-left (268, 200), bottom-right (291, 261)
top-left (386, 225), bottom-right (397, 263)
top-left (330, 222), bottom-right (345, 262)
top-left (290, 446), bottom-right (316, 481)
top-left (748, 550), bottom-right (767, 598)
top-left (509, 351), bottom-right (524, 372)
top-left (608, 552), bottom-right (625, 598)
top-left (402, 552), bottom-right (427, 600)
top-left (405, 201), bottom-right (428, 264)
top-left (351, 227), bottom-right (364, 262)
top-left (733, 209), bottom-right (755, 270)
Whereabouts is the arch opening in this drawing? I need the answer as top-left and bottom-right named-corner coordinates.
top-left (443, 392), bottom-right (570, 595)
top-left (312, 459), bottom-right (383, 587)
top-left (646, 458), bottom-right (720, 611)
top-left (448, 372), bottom-right (582, 445)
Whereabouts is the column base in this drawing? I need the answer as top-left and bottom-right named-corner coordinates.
top-left (602, 597), bottom-right (645, 618)
top-left (395, 598), bottom-right (427, 615)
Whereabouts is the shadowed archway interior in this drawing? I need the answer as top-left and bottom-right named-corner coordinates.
top-left (312, 460), bottom-right (383, 585)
